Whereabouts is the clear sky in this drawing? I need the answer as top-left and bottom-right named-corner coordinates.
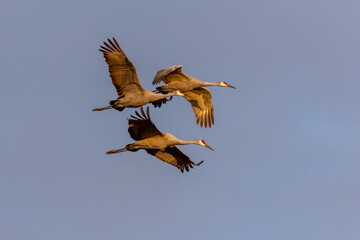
top-left (1, 0), bottom-right (359, 239)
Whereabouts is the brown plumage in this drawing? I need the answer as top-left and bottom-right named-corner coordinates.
top-left (183, 88), bottom-right (214, 128)
top-left (153, 65), bottom-right (188, 85)
top-left (92, 38), bottom-right (183, 112)
top-left (106, 107), bottom-right (214, 173)
top-left (152, 65), bottom-right (236, 128)
top-left (146, 147), bottom-right (202, 173)
top-left (100, 38), bottom-right (140, 98)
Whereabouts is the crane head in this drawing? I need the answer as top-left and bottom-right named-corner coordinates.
top-left (175, 90), bottom-right (184, 96)
top-left (198, 139), bottom-right (214, 151)
top-left (219, 81), bottom-right (236, 89)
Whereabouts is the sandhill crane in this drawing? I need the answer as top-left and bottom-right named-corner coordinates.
top-left (92, 38), bottom-right (183, 112)
top-left (152, 65), bottom-right (236, 128)
top-left (106, 106), bottom-right (214, 172)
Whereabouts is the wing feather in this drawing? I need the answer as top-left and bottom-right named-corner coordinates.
top-left (183, 88), bottom-right (214, 128)
top-left (152, 65), bottom-right (190, 85)
top-left (146, 147), bottom-right (204, 173)
top-left (128, 107), bottom-right (162, 140)
top-left (99, 38), bottom-right (144, 97)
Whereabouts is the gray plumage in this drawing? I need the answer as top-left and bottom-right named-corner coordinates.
top-left (152, 65), bottom-right (236, 127)
top-left (92, 38), bottom-right (183, 112)
top-left (106, 107), bottom-right (214, 173)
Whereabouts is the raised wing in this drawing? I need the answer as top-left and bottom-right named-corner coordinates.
top-left (128, 107), bottom-right (162, 140)
top-left (146, 147), bottom-right (204, 173)
top-left (183, 88), bottom-right (214, 128)
top-left (152, 65), bottom-right (190, 85)
top-left (99, 38), bottom-right (144, 97)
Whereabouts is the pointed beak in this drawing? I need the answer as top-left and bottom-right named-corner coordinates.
top-left (227, 84), bottom-right (236, 89)
top-left (205, 144), bottom-right (214, 151)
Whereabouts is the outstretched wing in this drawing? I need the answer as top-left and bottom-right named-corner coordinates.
top-left (146, 147), bottom-right (204, 173)
top-left (128, 106), bottom-right (162, 140)
top-left (183, 88), bottom-right (214, 128)
top-left (99, 38), bottom-right (144, 97)
top-left (152, 65), bottom-right (190, 85)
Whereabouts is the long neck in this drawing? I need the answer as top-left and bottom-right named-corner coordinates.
top-left (190, 77), bottom-right (218, 88)
top-left (150, 91), bottom-right (177, 101)
top-left (164, 92), bottom-right (178, 97)
top-left (175, 139), bottom-right (199, 146)
top-left (202, 81), bottom-right (220, 87)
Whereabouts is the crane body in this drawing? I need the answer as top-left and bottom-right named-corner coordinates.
top-left (152, 65), bottom-right (236, 128)
top-left (106, 107), bottom-right (213, 172)
top-left (93, 38), bottom-right (183, 112)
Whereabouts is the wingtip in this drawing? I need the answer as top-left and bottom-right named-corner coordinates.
top-left (146, 106), bottom-right (151, 120)
top-left (195, 160), bottom-right (204, 166)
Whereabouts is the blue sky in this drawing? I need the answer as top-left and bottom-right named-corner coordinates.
top-left (1, 0), bottom-right (359, 239)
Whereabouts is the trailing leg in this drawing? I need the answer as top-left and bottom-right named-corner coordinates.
top-left (92, 106), bottom-right (112, 111)
top-left (106, 148), bottom-right (127, 154)
top-left (106, 144), bottom-right (140, 155)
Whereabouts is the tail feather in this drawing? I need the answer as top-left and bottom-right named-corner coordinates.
top-left (106, 148), bottom-right (127, 154)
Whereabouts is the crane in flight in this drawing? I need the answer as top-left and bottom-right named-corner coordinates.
top-left (106, 106), bottom-right (214, 172)
top-left (152, 65), bottom-right (236, 128)
top-left (92, 38), bottom-right (183, 112)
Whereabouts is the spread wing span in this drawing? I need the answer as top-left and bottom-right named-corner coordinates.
top-left (183, 88), bottom-right (214, 128)
top-left (99, 38), bottom-right (144, 97)
top-left (128, 107), bottom-right (162, 141)
top-left (146, 147), bottom-right (204, 173)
